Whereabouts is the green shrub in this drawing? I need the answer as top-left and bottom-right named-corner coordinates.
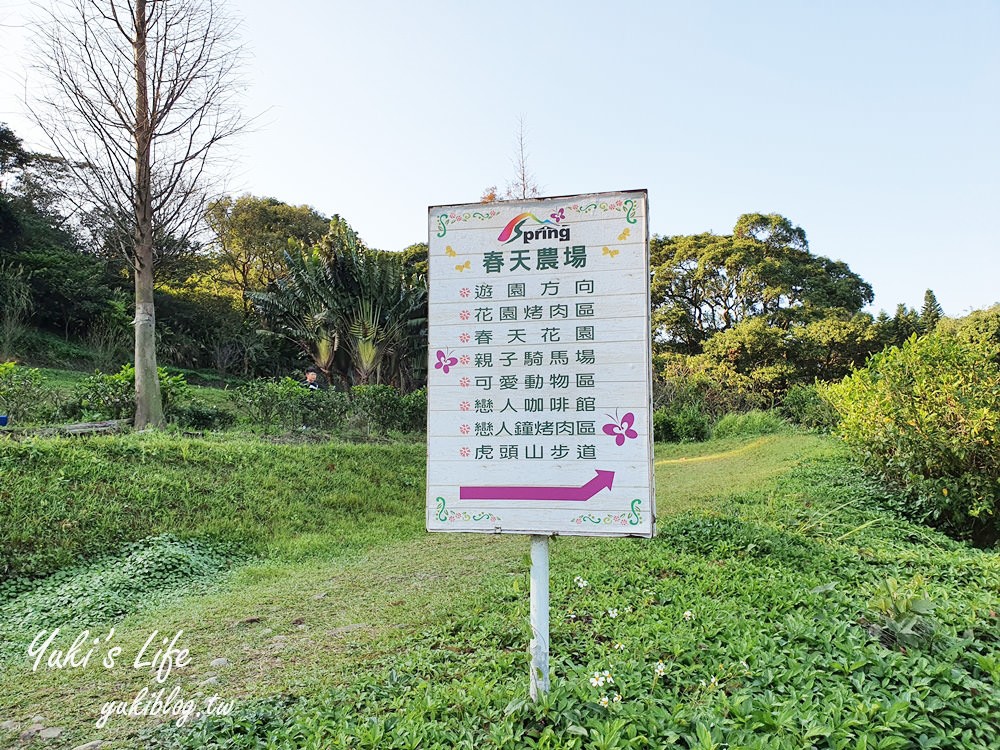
top-left (823, 333), bottom-right (1000, 546)
top-left (300, 388), bottom-right (351, 431)
top-left (159, 369), bottom-right (190, 412)
top-left (937, 304), bottom-right (1000, 356)
top-left (654, 352), bottom-right (757, 416)
top-left (712, 409), bottom-right (788, 439)
top-left (399, 387), bottom-right (427, 432)
top-left (77, 366), bottom-right (133, 419)
top-left (228, 377), bottom-right (306, 432)
top-left (781, 383), bottom-right (839, 431)
top-left (351, 384), bottom-right (404, 434)
top-left (76, 364), bottom-right (188, 420)
top-left (0, 362), bottom-right (47, 424)
top-left (653, 402), bottom-right (711, 443)
top-left (170, 401), bottom-right (236, 431)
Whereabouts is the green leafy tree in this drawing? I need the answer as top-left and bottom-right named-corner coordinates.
top-left (791, 314), bottom-right (882, 381)
top-left (650, 232), bottom-right (733, 353)
top-left (937, 304), bottom-right (1000, 360)
top-left (0, 124), bottom-right (30, 187)
top-left (400, 242), bottom-right (429, 277)
top-left (699, 312), bottom-right (881, 403)
top-left (651, 214), bottom-right (873, 353)
top-left (0, 128), bottom-right (121, 342)
top-left (890, 303), bottom-right (922, 346)
top-left (205, 195), bottom-right (330, 309)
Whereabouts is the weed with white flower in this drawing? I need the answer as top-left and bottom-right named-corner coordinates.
top-left (589, 669), bottom-right (614, 687)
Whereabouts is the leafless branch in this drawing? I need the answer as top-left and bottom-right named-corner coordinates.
top-left (503, 115), bottom-right (541, 200)
top-left (29, 0), bottom-right (246, 256)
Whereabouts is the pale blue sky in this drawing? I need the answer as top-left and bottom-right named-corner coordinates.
top-left (2, 1), bottom-right (997, 316)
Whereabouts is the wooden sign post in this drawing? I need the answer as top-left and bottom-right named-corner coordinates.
top-left (426, 190), bottom-right (655, 697)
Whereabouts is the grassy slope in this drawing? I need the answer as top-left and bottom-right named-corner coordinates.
top-left (0, 433), bottom-right (997, 749)
top-left (0, 435), bottom-right (425, 579)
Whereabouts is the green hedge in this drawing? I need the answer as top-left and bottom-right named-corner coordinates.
top-left (823, 333), bottom-right (1000, 546)
top-left (226, 380), bottom-right (426, 435)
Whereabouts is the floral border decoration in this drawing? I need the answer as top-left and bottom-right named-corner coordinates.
top-left (571, 499), bottom-right (643, 527)
top-left (436, 209), bottom-right (501, 238)
top-left (435, 497), bottom-right (501, 524)
top-left (564, 198), bottom-right (638, 225)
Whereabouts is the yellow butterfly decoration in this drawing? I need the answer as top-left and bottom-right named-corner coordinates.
top-left (455, 260), bottom-right (471, 272)
top-left (602, 246), bottom-right (620, 258)
top-left (617, 227), bottom-right (630, 241)
top-left (445, 246), bottom-right (457, 257)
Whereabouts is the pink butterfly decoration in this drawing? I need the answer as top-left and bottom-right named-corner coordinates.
top-left (603, 412), bottom-right (638, 446)
top-left (550, 208), bottom-right (565, 223)
top-left (434, 349), bottom-right (458, 374)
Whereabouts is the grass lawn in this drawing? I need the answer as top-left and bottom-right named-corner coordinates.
top-left (0, 432), bottom-right (997, 749)
top-left (33, 366), bottom-right (92, 393)
top-left (652, 433), bottom-right (828, 514)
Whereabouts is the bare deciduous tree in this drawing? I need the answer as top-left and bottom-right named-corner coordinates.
top-left (504, 116), bottom-right (541, 200)
top-left (480, 117), bottom-right (542, 203)
top-left (31, 0), bottom-right (245, 427)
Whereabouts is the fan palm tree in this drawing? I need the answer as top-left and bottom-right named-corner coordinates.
top-left (249, 220), bottom-right (427, 389)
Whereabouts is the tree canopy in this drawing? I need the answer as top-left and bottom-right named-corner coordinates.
top-left (205, 195), bottom-right (330, 306)
top-left (651, 213), bottom-right (874, 353)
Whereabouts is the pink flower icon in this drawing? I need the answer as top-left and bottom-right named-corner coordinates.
top-left (459, 355), bottom-right (471, 365)
top-left (459, 401), bottom-right (471, 411)
top-left (459, 288), bottom-right (471, 298)
top-left (603, 412), bottom-right (639, 446)
top-left (459, 377), bottom-right (471, 388)
top-left (459, 424), bottom-right (471, 435)
top-left (459, 447), bottom-right (471, 457)
top-left (459, 310), bottom-right (471, 321)
top-left (434, 349), bottom-right (458, 375)
top-left (459, 333), bottom-right (471, 344)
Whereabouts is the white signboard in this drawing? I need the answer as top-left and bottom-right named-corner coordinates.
top-left (426, 190), bottom-right (654, 537)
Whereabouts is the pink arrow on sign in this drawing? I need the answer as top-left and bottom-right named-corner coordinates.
top-left (459, 470), bottom-right (615, 502)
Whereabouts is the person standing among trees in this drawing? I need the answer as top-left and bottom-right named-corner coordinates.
top-left (301, 366), bottom-right (325, 390)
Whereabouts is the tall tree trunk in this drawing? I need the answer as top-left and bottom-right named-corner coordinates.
top-left (132, 0), bottom-right (163, 428)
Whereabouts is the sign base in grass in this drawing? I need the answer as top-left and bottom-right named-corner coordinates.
top-left (426, 191), bottom-right (655, 700)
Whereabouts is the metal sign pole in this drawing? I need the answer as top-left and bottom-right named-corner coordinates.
top-left (529, 534), bottom-right (550, 700)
